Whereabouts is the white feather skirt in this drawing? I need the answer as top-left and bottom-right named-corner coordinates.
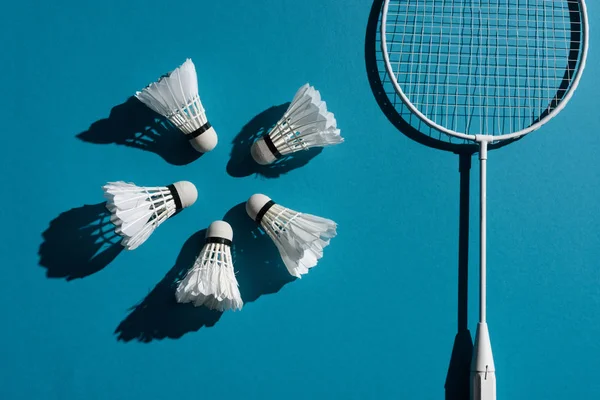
top-left (269, 83), bottom-right (343, 154)
top-left (175, 242), bottom-right (243, 311)
top-left (261, 204), bottom-right (337, 278)
top-left (135, 58), bottom-right (208, 135)
top-left (103, 182), bottom-right (176, 250)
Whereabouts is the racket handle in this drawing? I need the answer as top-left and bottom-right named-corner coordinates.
top-left (471, 371), bottom-right (496, 400)
top-left (471, 322), bottom-right (496, 400)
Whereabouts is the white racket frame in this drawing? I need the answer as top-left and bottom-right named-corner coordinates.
top-left (381, 0), bottom-right (589, 143)
top-left (380, 1), bottom-right (589, 400)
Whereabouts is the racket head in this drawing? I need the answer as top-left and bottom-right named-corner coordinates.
top-left (380, 0), bottom-right (589, 142)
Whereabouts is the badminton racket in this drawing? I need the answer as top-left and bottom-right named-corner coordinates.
top-left (380, 1), bottom-right (588, 399)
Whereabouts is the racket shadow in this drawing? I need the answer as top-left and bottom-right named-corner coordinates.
top-left (226, 103), bottom-right (323, 179)
top-left (364, 2), bottom-right (475, 398)
top-left (364, 0), bottom-right (517, 154)
top-left (444, 154), bottom-right (474, 400)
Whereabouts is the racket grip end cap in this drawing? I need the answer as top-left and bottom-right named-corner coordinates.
top-left (471, 371), bottom-right (496, 400)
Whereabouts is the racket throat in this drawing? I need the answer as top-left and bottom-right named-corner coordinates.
top-left (475, 135), bottom-right (493, 157)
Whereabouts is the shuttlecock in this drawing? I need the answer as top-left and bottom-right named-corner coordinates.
top-left (135, 59), bottom-right (218, 153)
top-left (103, 181), bottom-right (198, 250)
top-left (251, 83), bottom-right (343, 165)
top-left (246, 194), bottom-right (337, 278)
top-left (175, 221), bottom-right (242, 311)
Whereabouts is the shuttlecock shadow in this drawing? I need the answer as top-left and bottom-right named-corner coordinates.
top-left (38, 202), bottom-right (123, 280)
top-left (114, 229), bottom-right (223, 343)
top-left (223, 203), bottom-right (296, 303)
top-left (77, 96), bottom-right (202, 166)
top-left (226, 103), bottom-right (323, 179)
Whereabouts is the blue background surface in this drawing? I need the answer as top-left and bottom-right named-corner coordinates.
top-left (1, 1), bottom-right (599, 399)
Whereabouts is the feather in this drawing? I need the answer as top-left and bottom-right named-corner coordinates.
top-left (250, 83), bottom-right (344, 165)
top-left (247, 194), bottom-right (337, 278)
top-left (176, 222), bottom-right (242, 311)
top-left (135, 59), bottom-right (217, 152)
top-left (102, 181), bottom-right (197, 250)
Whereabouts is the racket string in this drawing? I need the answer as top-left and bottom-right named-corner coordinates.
top-left (383, 0), bottom-right (583, 136)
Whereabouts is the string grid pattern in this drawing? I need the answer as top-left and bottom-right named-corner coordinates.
top-left (375, 7), bottom-right (468, 145)
top-left (383, 0), bottom-right (583, 137)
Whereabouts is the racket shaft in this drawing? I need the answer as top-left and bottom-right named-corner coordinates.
top-left (472, 371), bottom-right (496, 400)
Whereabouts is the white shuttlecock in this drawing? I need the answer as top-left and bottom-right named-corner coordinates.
top-left (103, 181), bottom-right (197, 250)
top-left (246, 194), bottom-right (337, 278)
top-left (175, 221), bottom-right (242, 311)
top-left (135, 58), bottom-right (218, 153)
top-left (251, 83), bottom-right (344, 165)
